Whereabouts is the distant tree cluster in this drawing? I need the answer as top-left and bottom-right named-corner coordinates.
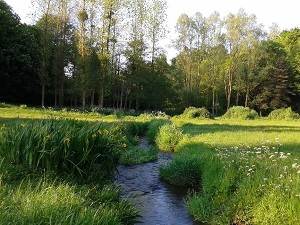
top-left (1, 1), bottom-right (300, 115)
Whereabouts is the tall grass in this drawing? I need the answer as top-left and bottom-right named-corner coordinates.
top-left (0, 177), bottom-right (139, 224)
top-left (155, 123), bottom-right (185, 152)
top-left (0, 119), bottom-right (127, 181)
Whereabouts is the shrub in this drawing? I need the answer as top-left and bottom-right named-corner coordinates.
top-left (119, 146), bottom-right (158, 166)
top-left (181, 107), bottom-right (214, 119)
top-left (159, 155), bottom-right (202, 187)
top-left (155, 123), bottom-right (184, 152)
top-left (222, 106), bottom-right (259, 120)
top-left (146, 119), bottom-right (171, 143)
top-left (268, 107), bottom-right (299, 120)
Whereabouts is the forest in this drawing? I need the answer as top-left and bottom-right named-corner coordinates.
top-left (1, 0), bottom-right (300, 116)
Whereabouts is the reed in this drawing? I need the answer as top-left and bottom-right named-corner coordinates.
top-left (0, 119), bottom-right (127, 181)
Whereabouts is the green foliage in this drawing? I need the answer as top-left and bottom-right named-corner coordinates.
top-left (180, 107), bottom-right (214, 119)
top-left (146, 119), bottom-right (171, 143)
top-left (124, 121), bottom-right (149, 137)
top-left (268, 107), bottom-right (299, 120)
top-left (0, 119), bottom-right (127, 181)
top-left (222, 106), bottom-right (259, 120)
top-left (119, 146), bottom-right (158, 166)
top-left (155, 123), bottom-right (185, 152)
top-left (159, 155), bottom-right (202, 187)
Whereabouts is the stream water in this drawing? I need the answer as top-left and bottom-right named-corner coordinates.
top-left (115, 138), bottom-right (204, 225)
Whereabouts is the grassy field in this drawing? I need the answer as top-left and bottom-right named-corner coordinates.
top-left (162, 117), bottom-right (300, 225)
top-left (1, 104), bottom-right (300, 224)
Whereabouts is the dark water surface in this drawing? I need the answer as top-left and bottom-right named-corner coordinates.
top-left (115, 138), bottom-right (204, 225)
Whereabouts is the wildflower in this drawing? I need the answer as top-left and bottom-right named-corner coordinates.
top-left (0, 124), bottom-right (6, 130)
top-left (292, 163), bottom-right (298, 168)
top-left (275, 138), bottom-right (280, 142)
top-left (97, 130), bottom-right (102, 134)
top-left (297, 170), bottom-right (300, 174)
top-left (122, 143), bottom-right (127, 148)
top-left (103, 129), bottom-right (109, 135)
top-left (20, 123), bottom-right (26, 127)
top-left (264, 178), bottom-right (268, 181)
top-left (287, 153), bottom-right (291, 156)
top-left (279, 174), bottom-right (284, 179)
top-left (284, 166), bottom-right (288, 170)
top-left (64, 137), bottom-right (70, 143)
top-left (92, 133), bottom-right (97, 139)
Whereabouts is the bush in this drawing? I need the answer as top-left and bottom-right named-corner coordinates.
top-left (222, 106), bottom-right (259, 120)
top-left (268, 107), bottom-right (299, 120)
top-left (155, 123), bottom-right (184, 152)
top-left (159, 155), bottom-right (202, 187)
top-left (146, 119), bottom-right (171, 143)
top-left (181, 107), bottom-right (214, 119)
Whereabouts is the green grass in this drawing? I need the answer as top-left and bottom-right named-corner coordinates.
top-left (2, 104), bottom-right (300, 224)
top-left (0, 174), bottom-right (139, 224)
top-left (0, 105), bottom-right (144, 224)
top-left (0, 119), bottom-right (127, 181)
top-left (162, 118), bottom-right (300, 224)
top-left (119, 146), bottom-right (158, 166)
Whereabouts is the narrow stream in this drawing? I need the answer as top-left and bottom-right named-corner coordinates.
top-left (115, 138), bottom-right (204, 225)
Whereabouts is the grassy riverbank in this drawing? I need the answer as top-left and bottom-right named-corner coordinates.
top-left (159, 118), bottom-right (300, 224)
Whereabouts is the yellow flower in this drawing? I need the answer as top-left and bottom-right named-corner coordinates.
top-left (92, 133), bottom-right (97, 139)
top-left (97, 130), bottom-right (102, 135)
top-left (103, 129), bottom-right (109, 135)
top-left (20, 123), bottom-right (26, 127)
top-left (122, 143), bottom-right (127, 148)
top-left (64, 137), bottom-right (70, 143)
top-left (0, 124), bottom-right (6, 130)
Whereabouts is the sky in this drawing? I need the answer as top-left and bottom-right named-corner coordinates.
top-left (4, 0), bottom-right (300, 59)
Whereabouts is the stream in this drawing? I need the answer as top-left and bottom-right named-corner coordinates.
top-left (115, 138), bottom-right (204, 225)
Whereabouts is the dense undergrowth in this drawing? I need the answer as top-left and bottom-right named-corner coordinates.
top-left (1, 104), bottom-right (300, 224)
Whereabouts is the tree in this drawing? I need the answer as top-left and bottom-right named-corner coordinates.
top-left (223, 8), bottom-right (265, 109)
top-left (275, 28), bottom-right (300, 110)
top-left (0, 1), bottom-right (41, 104)
top-left (252, 41), bottom-right (294, 114)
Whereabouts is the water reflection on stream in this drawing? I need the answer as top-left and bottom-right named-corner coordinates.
top-left (115, 139), bottom-right (204, 225)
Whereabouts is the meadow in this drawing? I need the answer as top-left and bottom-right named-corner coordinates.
top-left (0, 104), bottom-right (300, 224)
top-left (161, 110), bottom-right (300, 225)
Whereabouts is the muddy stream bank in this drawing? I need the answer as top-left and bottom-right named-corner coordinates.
top-left (115, 138), bottom-right (204, 225)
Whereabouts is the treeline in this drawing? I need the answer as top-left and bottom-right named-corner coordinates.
top-left (1, 0), bottom-right (300, 115)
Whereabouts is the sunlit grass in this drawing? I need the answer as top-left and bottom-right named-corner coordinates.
top-left (166, 117), bottom-right (300, 224)
top-left (0, 176), bottom-right (139, 224)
